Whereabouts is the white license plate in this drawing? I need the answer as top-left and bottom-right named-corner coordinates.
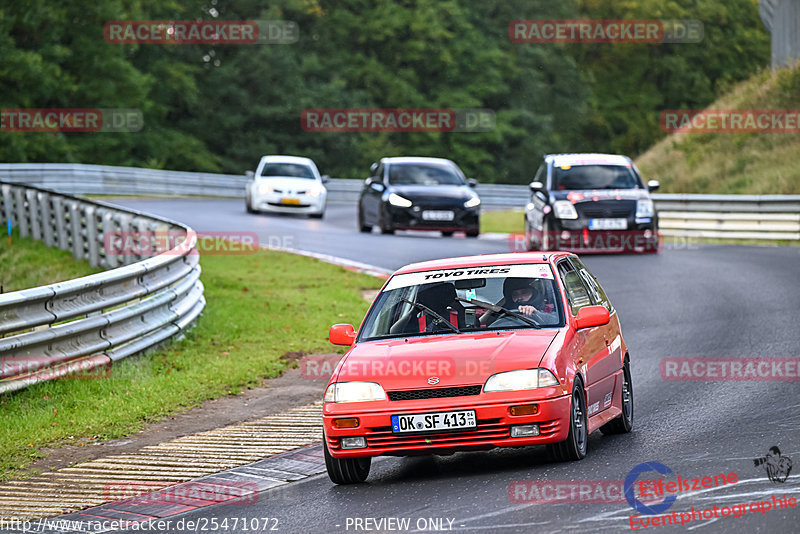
top-left (422, 210), bottom-right (455, 221)
top-left (589, 218), bottom-right (627, 230)
top-left (391, 409), bottom-right (476, 433)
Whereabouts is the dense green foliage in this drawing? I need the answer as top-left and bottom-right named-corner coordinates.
top-left (0, 0), bottom-right (769, 183)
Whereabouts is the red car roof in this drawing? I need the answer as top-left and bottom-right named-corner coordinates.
top-left (393, 252), bottom-right (575, 275)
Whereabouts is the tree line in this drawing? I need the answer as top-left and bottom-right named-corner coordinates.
top-left (0, 0), bottom-right (769, 183)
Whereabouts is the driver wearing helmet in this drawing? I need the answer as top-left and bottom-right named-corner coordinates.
top-left (502, 278), bottom-right (543, 316)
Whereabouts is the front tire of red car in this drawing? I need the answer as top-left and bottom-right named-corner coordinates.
top-left (549, 378), bottom-right (588, 461)
top-left (600, 358), bottom-right (634, 435)
top-left (324, 438), bottom-right (371, 484)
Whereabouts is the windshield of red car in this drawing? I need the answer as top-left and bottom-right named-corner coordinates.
top-left (358, 264), bottom-right (564, 341)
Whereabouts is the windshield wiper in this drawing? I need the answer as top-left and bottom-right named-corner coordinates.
top-left (401, 298), bottom-right (460, 334)
top-left (455, 297), bottom-right (540, 328)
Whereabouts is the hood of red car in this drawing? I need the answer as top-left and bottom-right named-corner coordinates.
top-left (336, 330), bottom-right (558, 391)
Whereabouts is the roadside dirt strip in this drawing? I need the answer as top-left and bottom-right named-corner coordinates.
top-left (0, 403), bottom-right (323, 523)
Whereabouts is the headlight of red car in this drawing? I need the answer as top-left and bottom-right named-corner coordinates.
top-left (324, 382), bottom-right (387, 403)
top-left (483, 369), bottom-right (559, 392)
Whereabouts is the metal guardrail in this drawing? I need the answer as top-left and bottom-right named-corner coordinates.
top-left (0, 180), bottom-right (206, 394)
top-left (1, 163), bottom-right (798, 240)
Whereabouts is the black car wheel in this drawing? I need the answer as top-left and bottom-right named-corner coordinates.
top-left (358, 205), bottom-right (371, 232)
top-left (442, 231), bottom-right (454, 237)
top-left (324, 437), bottom-right (371, 484)
top-left (549, 377), bottom-right (588, 461)
top-left (379, 210), bottom-right (394, 234)
top-left (600, 358), bottom-right (634, 435)
top-left (466, 229), bottom-right (479, 238)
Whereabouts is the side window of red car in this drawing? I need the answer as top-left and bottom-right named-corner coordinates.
top-left (570, 258), bottom-right (613, 312)
top-left (557, 260), bottom-right (592, 316)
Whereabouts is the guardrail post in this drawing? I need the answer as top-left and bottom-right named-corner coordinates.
top-left (85, 205), bottom-right (100, 267)
top-left (14, 187), bottom-right (28, 237)
top-left (27, 190), bottom-right (42, 241)
top-left (52, 196), bottom-right (69, 249)
top-left (118, 212), bottom-right (134, 266)
top-left (40, 192), bottom-right (55, 247)
top-left (1, 184), bottom-right (12, 229)
top-left (69, 201), bottom-right (84, 261)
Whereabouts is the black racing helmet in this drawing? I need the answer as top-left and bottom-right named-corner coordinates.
top-left (503, 277), bottom-right (537, 303)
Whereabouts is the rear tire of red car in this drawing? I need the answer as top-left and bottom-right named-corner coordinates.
top-left (549, 378), bottom-right (587, 461)
top-left (466, 229), bottom-right (479, 238)
top-left (324, 438), bottom-right (371, 484)
top-left (600, 358), bottom-right (634, 435)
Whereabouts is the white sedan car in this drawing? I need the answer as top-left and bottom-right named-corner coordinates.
top-left (245, 155), bottom-right (328, 218)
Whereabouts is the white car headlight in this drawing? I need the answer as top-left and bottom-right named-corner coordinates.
top-left (324, 382), bottom-right (386, 403)
top-left (464, 196), bottom-right (481, 208)
top-left (483, 369), bottom-right (560, 392)
top-left (257, 183), bottom-right (274, 195)
top-left (388, 193), bottom-right (412, 208)
top-left (636, 199), bottom-right (654, 218)
top-left (553, 200), bottom-right (578, 220)
top-left (307, 184), bottom-right (326, 197)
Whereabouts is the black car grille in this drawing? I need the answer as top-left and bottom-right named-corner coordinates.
top-left (387, 385), bottom-right (482, 401)
top-left (577, 200), bottom-right (635, 219)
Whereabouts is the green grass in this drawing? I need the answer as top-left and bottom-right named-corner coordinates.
top-left (0, 248), bottom-right (382, 480)
top-left (0, 229), bottom-right (102, 292)
top-left (636, 63), bottom-right (800, 194)
top-left (481, 209), bottom-right (524, 234)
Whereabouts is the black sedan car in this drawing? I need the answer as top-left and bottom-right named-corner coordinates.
top-left (524, 154), bottom-right (660, 253)
top-left (358, 157), bottom-right (481, 237)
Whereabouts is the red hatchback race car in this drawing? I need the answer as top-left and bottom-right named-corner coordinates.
top-left (323, 252), bottom-right (634, 484)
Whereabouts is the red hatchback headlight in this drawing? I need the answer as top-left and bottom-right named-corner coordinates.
top-left (484, 369), bottom-right (559, 392)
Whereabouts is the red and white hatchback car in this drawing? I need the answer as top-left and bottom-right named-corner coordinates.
top-left (323, 252), bottom-right (633, 484)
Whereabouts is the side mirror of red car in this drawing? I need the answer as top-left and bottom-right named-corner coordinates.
top-left (575, 306), bottom-right (610, 329)
top-left (329, 324), bottom-right (356, 346)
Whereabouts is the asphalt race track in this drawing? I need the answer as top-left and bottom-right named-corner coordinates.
top-left (108, 198), bottom-right (800, 533)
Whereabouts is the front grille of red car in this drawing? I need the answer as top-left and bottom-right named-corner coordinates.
top-left (346, 419), bottom-right (562, 451)
top-left (386, 385), bottom-right (482, 401)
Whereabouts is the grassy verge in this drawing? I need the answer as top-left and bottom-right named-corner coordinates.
top-left (481, 209), bottom-right (524, 234)
top-left (0, 248), bottom-right (382, 480)
top-left (0, 230), bottom-right (102, 292)
top-left (636, 64), bottom-right (800, 194)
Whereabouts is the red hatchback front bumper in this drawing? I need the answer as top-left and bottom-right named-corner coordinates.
top-left (324, 392), bottom-right (572, 458)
